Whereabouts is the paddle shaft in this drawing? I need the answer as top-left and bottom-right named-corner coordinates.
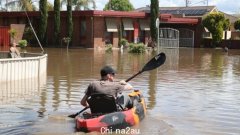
top-left (125, 71), bottom-right (143, 82)
top-left (69, 106), bottom-right (89, 118)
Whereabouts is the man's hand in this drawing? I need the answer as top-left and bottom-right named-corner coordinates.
top-left (120, 80), bottom-right (133, 90)
top-left (120, 80), bottom-right (127, 85)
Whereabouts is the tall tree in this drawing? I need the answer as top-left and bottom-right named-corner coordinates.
top-left (103, 0), bottom-right (134, 11)
top-left (150, 0), bottom-right (159, 43)
top-left (54, 0), bottom-right (61, 46)
top-left (67, 0), bottom-right (73, 42)
top-left (202, 12), bottom-right (230, 47)
top-left (5, 0), bottom-right (36, 11)
top-left (39, 0), bottom-right (48, 45)
top-left (61, 0), bottom-right (96, 10)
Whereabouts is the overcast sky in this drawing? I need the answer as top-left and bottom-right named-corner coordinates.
top-left (49, 0), bottom-right (240, 14)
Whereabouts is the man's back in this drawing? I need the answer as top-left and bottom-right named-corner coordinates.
top-left (85, 80), bottom-right (124, 97)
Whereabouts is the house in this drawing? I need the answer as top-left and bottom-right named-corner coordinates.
top-left (136, 5), bottom-right (240, 48)
top-left (0, 10), bottom-right (199, 48)
top-left (1, 6), bottom-right (238, 48)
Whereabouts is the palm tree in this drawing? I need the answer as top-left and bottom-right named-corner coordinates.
top-left (61, 0), bottom-right (96, 10)
top-left (5, 0), bottom-right (53, 11)
top-left (5, 0), bottom-right (36, 11)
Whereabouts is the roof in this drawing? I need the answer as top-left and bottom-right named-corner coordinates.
top-left (135, 6), bottom-right (217, 17)
top-left (160, 14), bottom-right (198, 24)
top-left (219, 11), bottom-right (239, 23)
top-left (0, 10), bottom-right (147, 18)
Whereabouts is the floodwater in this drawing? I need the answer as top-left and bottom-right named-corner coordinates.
top-left (1, 47), bottom-right (240, 135)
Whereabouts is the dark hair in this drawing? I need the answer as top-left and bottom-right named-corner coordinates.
top-left (100, 66), bottom-right (115, 77)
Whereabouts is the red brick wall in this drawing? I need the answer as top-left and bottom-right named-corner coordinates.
top-left (0, 26), bottom-right (10, 47)
top-left (93, 17), bottom-right (104, 48)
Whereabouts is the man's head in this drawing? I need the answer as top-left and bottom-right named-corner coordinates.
top-left (100, 66), bottom-right (115, 81)
top-left (11, 42), bottom-right (17, 47)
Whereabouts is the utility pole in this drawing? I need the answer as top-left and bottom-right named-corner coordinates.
top-left (186, 0), bottom-right (190, 7)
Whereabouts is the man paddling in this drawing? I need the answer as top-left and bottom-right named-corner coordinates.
top-left (80, 66), bottom-right (133, 110)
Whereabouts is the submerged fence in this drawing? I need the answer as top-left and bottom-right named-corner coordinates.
top-left (0, 52), bottom-right (47, 82)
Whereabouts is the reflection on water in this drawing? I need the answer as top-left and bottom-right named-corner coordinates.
top-left (0, 48), bottom-right (240, 135)
top-left (0, 75), bottom-right (46, 104)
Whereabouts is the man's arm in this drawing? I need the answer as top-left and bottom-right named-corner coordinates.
top-left (80, 94), bottom-right (89, 107)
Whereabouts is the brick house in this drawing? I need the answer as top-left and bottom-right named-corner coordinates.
top-left (0, 10), bottom-right (199, 48)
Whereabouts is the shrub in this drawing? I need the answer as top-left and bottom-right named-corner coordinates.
top-left (128, 43), bottom-right (146, 53)
top-left (18, 40), bottom-right (28, 48)
top-left (23, 27), bottom-right (35, 44)
top-left (234, 19), bottom-right (240, 30)
top-left (120, 38), bottom-right (128, 47)
top-left (9, 28), bottom-right (17, 40)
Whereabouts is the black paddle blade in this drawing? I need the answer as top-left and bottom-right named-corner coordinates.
top-left (125, 52), bottom-right (166, 82)
top-left (68, 107), bottom-right (89, 118)
top-left (142, 52), bottom-right (166, 72)
top-left (68, 113), bottom-right (77, 118)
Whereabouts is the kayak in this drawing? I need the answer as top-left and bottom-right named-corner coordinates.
top-left (75, 90), bottom-right (146, 132)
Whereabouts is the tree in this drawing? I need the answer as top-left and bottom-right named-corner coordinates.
top-left (5, 0), bottom-right (36, 11)
top-left (47, 2), bottom-right (54, 11)
top-left (67, 0), bottom-right (73, 42)
top-left (103, 0), bottom-right (134, 11)
top-left (61, 0), bottom-right (96, 10)
top-left (39, 0), bottom-right (48, 45)
top-left (54, 0), bottom-right (61, 46)
top-left (234, 19), bottom-right (240, 30)
top-left (202, 12), bottom-right (230, 47)
top-left (150, 0), bottom-right (159, 43)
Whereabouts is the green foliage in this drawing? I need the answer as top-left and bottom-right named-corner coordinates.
top-left (18, 40), bottom-right (28, 48)
top-left (5, 0), bottom-right (36, 11)
top-left (120, 38), bottom-right (128, 47)
top-left (105, 44), bottom-right (113, 53)
top-left (23, 27), bottom-right (34, 43)
top-left (202, 12), bottom-right (229, 47)
top-left (150, 0), bottom-right (159, 43)
top-left (54, 0), bottom-right (61, 46)
top-left (8, 28), bottom-right (17, 39)
top-left (47, 1), bottom-right (54, 11)
top-left (39, 0), bottom-right (48, 45)
top-left (61, 0), bottom-right (96, 10)
top-left (128, 43), bottom-right (146, 53)
top-left (223, 19), bottom-right (230, 30)
top-left (67, 0), bottom-right (73, 41)
top-left (234, 19), bottom-right (240, 30)
top-left (103, 0), bottom-right (134, 11)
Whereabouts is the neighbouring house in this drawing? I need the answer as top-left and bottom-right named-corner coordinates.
top-left (136, 5), bottom-right (240, 48)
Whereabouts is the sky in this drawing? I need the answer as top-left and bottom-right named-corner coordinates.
top-left (96, 0), bottom-right (240, 14)
top-left (48, 0), bottom-right (240, 14)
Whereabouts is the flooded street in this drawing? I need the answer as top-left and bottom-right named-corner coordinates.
top-left (1, 47), bottom-right (240, 135)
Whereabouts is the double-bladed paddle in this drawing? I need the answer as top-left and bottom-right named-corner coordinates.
top-left (68, 52), bottom-right (166, 118)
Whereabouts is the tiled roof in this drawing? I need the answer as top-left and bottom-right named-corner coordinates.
top-left (135, 6), bottom-right (216, 16)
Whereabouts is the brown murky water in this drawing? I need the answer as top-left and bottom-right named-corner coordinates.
top-left (1, 47), bottom-right (240, 135)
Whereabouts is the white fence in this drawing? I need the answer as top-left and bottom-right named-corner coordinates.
top-left (0, 52), bottom-right (47, 82)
